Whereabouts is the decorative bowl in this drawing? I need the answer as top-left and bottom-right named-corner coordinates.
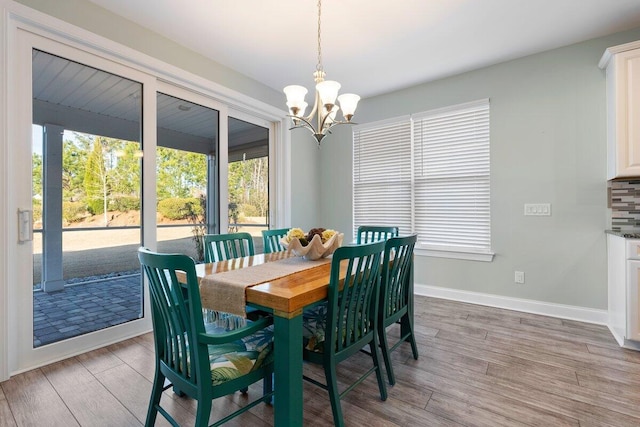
top-left (281, 232), bottom-right (344, 260)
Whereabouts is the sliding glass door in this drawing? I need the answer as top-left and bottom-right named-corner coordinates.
top-left (10, 31), bottom-right (155, 370)
top-left (7, 26), bottom-right (278, 375)
top-left (31, 50), bottom-right (144, 347)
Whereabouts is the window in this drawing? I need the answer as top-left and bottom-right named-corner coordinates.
top-left (353, 99), bottom-right (493, 261)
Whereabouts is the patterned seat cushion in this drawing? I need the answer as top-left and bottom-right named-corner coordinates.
top-left (302, 301), bottom-right (373, 355)
top-left (302, 302), bottom-right (328, 353)
top-left (204, 319), bottom-right (274, 386)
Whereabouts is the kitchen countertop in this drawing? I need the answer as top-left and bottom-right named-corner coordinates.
top-left (607, 230), bottom-right (640, 238)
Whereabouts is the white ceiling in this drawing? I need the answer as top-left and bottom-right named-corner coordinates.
top-left (88, 0), bottom-right (640, 99)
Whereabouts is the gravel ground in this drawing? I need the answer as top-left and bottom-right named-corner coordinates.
top-left (32, 226), bottom-right (264, 284)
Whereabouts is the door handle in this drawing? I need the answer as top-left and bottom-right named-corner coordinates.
top-left (18, 209), bottom-right (33, 243)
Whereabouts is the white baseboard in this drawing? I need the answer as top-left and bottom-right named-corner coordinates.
top-left (415, 283), bottom-right (609, 325)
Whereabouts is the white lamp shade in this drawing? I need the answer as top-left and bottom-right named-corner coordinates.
top-left (337, 93), bottom-right (360, 118)
top-left (283, 85), bottom-right (308, 105)
top-left (316, 80), bottom-right (341, 106)
top-left (287, 101), bottom-right (308, 117)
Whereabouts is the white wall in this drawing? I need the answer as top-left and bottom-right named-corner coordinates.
top-left (319, 27), bottom-right (640, 313)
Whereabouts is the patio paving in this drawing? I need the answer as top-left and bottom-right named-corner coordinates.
top-left (33, 273), bottom-right (142, 347)
top-left (31, 234), bottom-right (265, 347)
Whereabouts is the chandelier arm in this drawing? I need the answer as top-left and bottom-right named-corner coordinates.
top-left (287, 115), bottom-right (319, 133)
top-left (323, 121), bottom-right (346, 134)
top-left (301, 89), bottom-right (321, 123)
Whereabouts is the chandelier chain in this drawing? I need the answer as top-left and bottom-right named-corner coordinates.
top-left (316, 0), bottom-right (322, 72)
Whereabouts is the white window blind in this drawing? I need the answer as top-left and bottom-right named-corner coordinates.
top-left (413, 100), bottom-right (490, 252)
top-left (353, 118), bottom-right (413, 238)
top-left (353, 99), bottom-right (491, 258)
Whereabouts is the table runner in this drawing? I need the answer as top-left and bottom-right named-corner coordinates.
top-left (200, 255), bottom-right (332, 317)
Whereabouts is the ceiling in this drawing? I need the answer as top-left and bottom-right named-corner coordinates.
top-left (86, 0), bottom-right (640, 99)
top-left (33, 50), bottom-right (268, 158)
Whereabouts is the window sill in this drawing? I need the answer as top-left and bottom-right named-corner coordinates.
top-left (415, 246), bottom-right (495, 262)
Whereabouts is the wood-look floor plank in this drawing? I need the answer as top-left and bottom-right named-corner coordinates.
top-left (41, 357), bottom-right (141, 427)
top-left (410, 344), bottom-right (490, 374)
top-left (105, 337), bottom-right (157, 382)
top-left (519, 317), bottom-right (619, 346)
top-left (426, 392), bottom-right (534, 427)
top-left (95, 363), bottom-right (195, 427)
top-left (484, 328), bottom-right (591, 354)
top-left (408, 348), bottom-right (640, 426)
top-left (76, 346), bottom-right (124, 375)
top-left (344, 389), bottom-right (460, 427)
top-left (0, 385), bottom-right (16, 427)
top-left (576, 373), bottom-right (640, 406)
top-left (586, 342), bottom-right (640, 364)
top-left (2, 369), bottom-right (80, 426)
top-left (132, 332), bottom-right (155, 352)
top-left (485, 331), bottom-right (640, 378)
top-left (408, 334), bottom-right (581, 385)
top-left (394, 363), bottom-right (580, 427)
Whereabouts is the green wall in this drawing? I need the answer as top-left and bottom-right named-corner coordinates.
top-left (319, 27), bottom-right (640, 310)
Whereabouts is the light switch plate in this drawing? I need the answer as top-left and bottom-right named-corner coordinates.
top-left (524, 203), bottom-right (551, 216)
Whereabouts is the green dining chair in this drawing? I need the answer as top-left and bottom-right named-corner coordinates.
top-left (203, 232), bottom-right (255, 262)
top-left (302, 240), bottom-right (387, 427)
top-left (378, 234), bottom-right (419, 385)
top-left (261, 228), bottom-right (290, 253)
top-left (137, 248), bottom-right (274, 427)
top-left (356, 225), bottom-right (399, 244)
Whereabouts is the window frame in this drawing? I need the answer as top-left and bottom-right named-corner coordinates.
top-left (352, 99), bottom-right (494, 262)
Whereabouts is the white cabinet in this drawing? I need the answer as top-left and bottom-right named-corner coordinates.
top-left (607, 234), bottom-right (640, 347)
top-left (600, 41), bottom-right (640, 179)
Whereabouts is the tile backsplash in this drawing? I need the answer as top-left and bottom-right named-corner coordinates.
top-left (610, 180), bottom-right (640, 229)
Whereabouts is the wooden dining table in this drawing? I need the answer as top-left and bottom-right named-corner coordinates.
top-left (192, 250), bottom-right (339, 427)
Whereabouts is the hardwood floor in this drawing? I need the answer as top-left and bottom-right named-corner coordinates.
top-left (2, 295), bottom-right (640, 426)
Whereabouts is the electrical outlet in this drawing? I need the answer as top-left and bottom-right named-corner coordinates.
top-left (514, 271), bottom-right (525, 284)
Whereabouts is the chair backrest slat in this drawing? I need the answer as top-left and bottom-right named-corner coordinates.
top-left (203, 232), bottom-right (255, 262)
top-left (356, 225), bottom-right (399, 244)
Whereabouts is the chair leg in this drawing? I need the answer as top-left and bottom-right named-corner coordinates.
top-left (401, 314), bottom-right (419, 360)
top-left (370, 338), bottom-right (388, 401)
top-left (146, 369), bottom-right (165, 427)
top-left (172, 385), bottom-right (185, 397)
top-left (263, 373), bottom-right (273, 404)
top-left (378, 325), bottom-right (395, 386)
top-left (324, 360), bottom-right (345, 427)
top-left (194, 397), bottom-right (212, 427)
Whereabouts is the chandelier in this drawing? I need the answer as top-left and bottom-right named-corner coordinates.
top-left (283, 0), bottom-right (360, 146)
